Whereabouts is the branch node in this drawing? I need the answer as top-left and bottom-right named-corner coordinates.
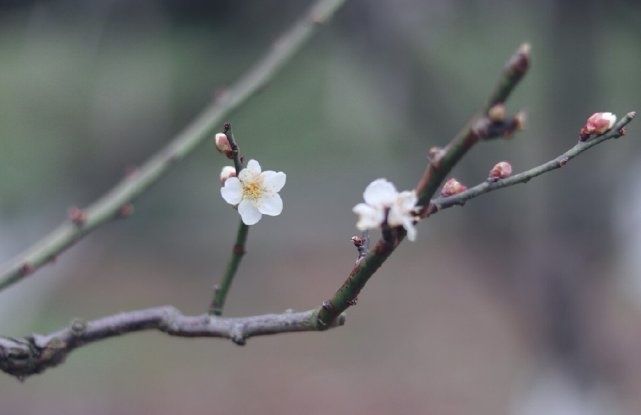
top-left (70, 318), bottom-right (88, 335)
top-left (19, 263), bottom-right (34, 277)
top-left (68, 207), bottom-right (86, 226)
top-left (230, 324), bottom-right (246, 346)
top-left (118, 203), bottom-right (134, 218)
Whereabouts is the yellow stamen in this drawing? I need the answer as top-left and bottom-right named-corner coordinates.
top-left (243, 181), bottom-right (263, 201)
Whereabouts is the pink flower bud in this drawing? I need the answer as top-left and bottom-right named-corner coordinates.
top-left (214, 133), bottom-right (233, 157)
top-left (440, 178), bottom-right (467, 197)
top-left (514, 111), bottom-right (526, 130)
top-left (488, 161), bottom-right (512, 181)
top-left (220, 165), bottom-right (237, 184)
top-left (580, 112), bottom-right (616, 141)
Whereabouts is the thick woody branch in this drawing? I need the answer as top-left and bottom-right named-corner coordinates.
top-left (315, 44), bottom-right (530, 327)
top-left (0, 0), bottom-right (347, 293)
top-left (0, 306), bottom-right (345, 380)
top-left (428, 112), bottom-right (636, 214)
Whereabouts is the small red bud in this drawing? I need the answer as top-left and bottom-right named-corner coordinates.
top-left (488, 161), bottom-right (512, 181)
top-left (427, 146), bottom-right (445, 162)
top-left (20, 262), bottom-right (34, 276)
top-left (220, 166), bottom-right (237, 184)
top-left (69, 207), bottom-right (86, 225)
top-left (514, 111), bottom-right (526, 130)
top-left (580, 112), bottom-right (616, 141)
top-left (488, 103), bottom-right (506, 122)
top-left (351, 236), bottom-right (365, 247)
top-left (214, 133), bottom-right (233, 158)
top-left (441, 178), bottom-right (467, 197)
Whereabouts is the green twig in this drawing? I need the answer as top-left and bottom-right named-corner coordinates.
top-left (0, 0), bottom-right (347, 293)
top-left (210, 221), bottom-right (249, 316)
top-left (315, 44), bottom-right (531, 328)
top-left (209, 123), bottom-right (248, 316)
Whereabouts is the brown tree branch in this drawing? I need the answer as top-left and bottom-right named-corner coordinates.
top-left (0, 307), bottom-right (345, 380)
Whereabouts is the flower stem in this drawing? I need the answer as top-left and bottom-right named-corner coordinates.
top-left (209, 221), bottom-right (249, 316)
top-left (223, 123), bottom-right (244, 173)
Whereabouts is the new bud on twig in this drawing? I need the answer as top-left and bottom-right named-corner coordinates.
top-left (488, 103), bottom-right (506, 122)
top-left (219, 166), bottom-right (237, 184)
top-left (118, 203), bottom-right (134, 217)
top-left (214, 133), bottom-right (233, 158)
top-left (579, 112), bottom-right (617, 141)
top-left (440, 178), bottom-right (467, 197)
top-left (488, 161), bottom-right (512, 181)
top-left (68, 207), bottom-right (86, 225)
top-left (514, 111), bottom-right (526, 130)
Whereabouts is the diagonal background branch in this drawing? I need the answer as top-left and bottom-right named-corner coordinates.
top-left (0, 0), bottom-right (347, 293)
top-left (0, 307), bottom-right (345, 379)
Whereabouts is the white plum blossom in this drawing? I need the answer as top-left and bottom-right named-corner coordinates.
top-left (220, 159), bottom-right (286, 225)
top-left (352, 178), bottom-right (420, 241)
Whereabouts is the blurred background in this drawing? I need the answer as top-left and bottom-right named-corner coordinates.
top-left (1, 0), bottom-right (641, 413)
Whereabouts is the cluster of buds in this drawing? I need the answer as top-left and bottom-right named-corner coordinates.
top-left (579, 112), bottom-right (616, 141)
top-left (440, 178), bottom-right (467, 197)
top-left (488, 161), bottom-right (512, 181)
top-left (214, 133), bottom-right (234, 159)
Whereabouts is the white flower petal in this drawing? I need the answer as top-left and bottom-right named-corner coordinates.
top-left (403, 218), bottom-right (417, 241)
top-left (258, 193), bottom-right (283, 216)
top-left (238, 200), bottom-right (262, 225)
top-left (262, 171), bottom-right (286, 193)
top-left (396, 190), bottom-right (418, 211)
top-left (363, 178), bottom-right (398, 207)
top-left (353, 203), bottom-right (384, 231)
top-left (220, 177), bottom-right (243, 205)
top-left (246, 159), bottom-right (261, 174)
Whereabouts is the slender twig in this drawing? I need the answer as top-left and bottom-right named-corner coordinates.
top-left (428, 112), bottom-right (637, 214)
top-left (0, 307), bottom-right (345, 380)
top-left (0, 0), bottom-right (348, 293)
top-left (210, 221), bottom-right (249, 315)
top-left (315, 44), bottom-right (531, 327)
top-left (209, 123), bottom-right (250, 316)
top-left (224, 122), bottom-right (244, 173)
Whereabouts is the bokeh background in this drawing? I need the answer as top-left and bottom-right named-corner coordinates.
top-left (1, 0), bottom-right (641, 414)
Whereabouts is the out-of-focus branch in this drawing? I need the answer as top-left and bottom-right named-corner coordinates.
top-left (427, 112), bottom-right (636, 214)
top-left (315, 44), bottom-right (530, 327)
top-left (0, 0), bottom-right (348, 293)
top-left (0, 307), bottom-right (345, 380)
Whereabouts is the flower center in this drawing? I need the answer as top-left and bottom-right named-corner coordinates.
top-left (242, 181), bottom-right (263, 201)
